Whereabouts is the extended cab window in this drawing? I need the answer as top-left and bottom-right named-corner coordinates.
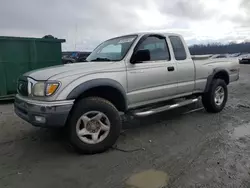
top-left (137, 36), bottom-right (170, 61)
top-left (169, 36), bottom-right (187, 60)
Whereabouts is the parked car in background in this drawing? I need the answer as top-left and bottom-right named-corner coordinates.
top-left (15, 32), bottom-right (240, 154)
top-left (210, 54), bottom-right (229, 59)
top-left (238, 53), bottom-right (250, 64)
top-left (62, 51), bottom-right (91, 64)
top-left (228, 53), bottom-right (241, 57)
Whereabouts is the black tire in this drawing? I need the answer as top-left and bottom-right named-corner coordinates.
top-left (202, 79), bottom-right (228, 113)
top-left (67, 97), bottom-right (121, 154)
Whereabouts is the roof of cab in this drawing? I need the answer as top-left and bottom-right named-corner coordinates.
top-left (105, 32), bottom-right (183, 42)
top-left (126, 31), bottom-right (182, 37)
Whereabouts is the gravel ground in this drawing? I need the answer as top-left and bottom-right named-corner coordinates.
top-left (1, 65), bottom-right (250, 188)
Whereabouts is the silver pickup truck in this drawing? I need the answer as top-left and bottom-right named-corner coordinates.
top-left (14, 32), bottom-right (240, 153)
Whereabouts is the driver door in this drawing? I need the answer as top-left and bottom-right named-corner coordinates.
top-left (126, 35), bottom-right (178, 108)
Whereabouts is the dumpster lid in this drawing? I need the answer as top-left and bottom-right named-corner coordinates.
top-left (0, 35), bottom-right (65, 43)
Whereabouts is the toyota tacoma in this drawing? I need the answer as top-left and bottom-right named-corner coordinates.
top-left (14, 32), bottom-right (240, 154)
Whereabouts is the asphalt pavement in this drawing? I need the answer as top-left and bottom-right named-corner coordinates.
top-left (0, 65), bottom-right (250, 188)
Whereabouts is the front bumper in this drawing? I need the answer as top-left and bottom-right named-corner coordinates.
top-left (14, 94), bottom-right (74, 128)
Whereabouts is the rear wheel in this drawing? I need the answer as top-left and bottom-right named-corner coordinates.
top-left (67, 97), bottom-right (121, 154)
top-left (202, 79), bottom-right (228, 113)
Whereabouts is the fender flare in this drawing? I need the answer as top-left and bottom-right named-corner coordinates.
top-left (66, 78), bottom-right (127, 105)
top-left (204, 69), bottom-right (229, 93)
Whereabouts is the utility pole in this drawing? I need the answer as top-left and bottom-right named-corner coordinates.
top-left (75, 24), bottom-right (78, 50)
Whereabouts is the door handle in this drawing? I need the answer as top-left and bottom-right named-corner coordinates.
top-left (167, 66), bottom-right (175, 71)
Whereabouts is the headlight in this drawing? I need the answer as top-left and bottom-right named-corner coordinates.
top-left (32, 81), bottom-right (60, 96)
top-left (45, 82), bottom-right (60, 96)
top-left (33, 82), bottom-right (45, 96)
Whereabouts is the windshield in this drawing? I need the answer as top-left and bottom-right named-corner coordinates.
top-left (86, 35), bottom-right (137, 62)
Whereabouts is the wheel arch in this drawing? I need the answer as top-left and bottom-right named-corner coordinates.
top-left (204, 69), bottom-right (229, 93)
top-left (67, 79), bottom-right (127, 112)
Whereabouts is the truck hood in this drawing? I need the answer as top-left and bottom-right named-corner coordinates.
top-left (24, 62), bottom-right (122, 80)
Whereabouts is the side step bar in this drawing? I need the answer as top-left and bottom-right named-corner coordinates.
top-left (133, 98), bottom-right (199, 117)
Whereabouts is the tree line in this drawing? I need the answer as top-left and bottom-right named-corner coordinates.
top-left (188, 42), bottom-right (250, 55)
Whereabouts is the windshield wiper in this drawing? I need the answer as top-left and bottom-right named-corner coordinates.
top-left (90, 57), bottom-right (111, 62)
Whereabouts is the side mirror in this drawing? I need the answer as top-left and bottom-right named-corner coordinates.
top-left (131, 49), bottom-right (150, 64)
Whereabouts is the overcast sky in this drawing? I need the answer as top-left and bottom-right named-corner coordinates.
top-left (1, 0), bottom-right (250, 51)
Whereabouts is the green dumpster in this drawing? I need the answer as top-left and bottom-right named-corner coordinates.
top-left (0, 36), bottom-right (65, 100)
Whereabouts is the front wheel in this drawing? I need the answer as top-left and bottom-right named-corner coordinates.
top-left (202, 79), bottom-right (228, 113)
top-left (67, 97), bottom-right (121, 154)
